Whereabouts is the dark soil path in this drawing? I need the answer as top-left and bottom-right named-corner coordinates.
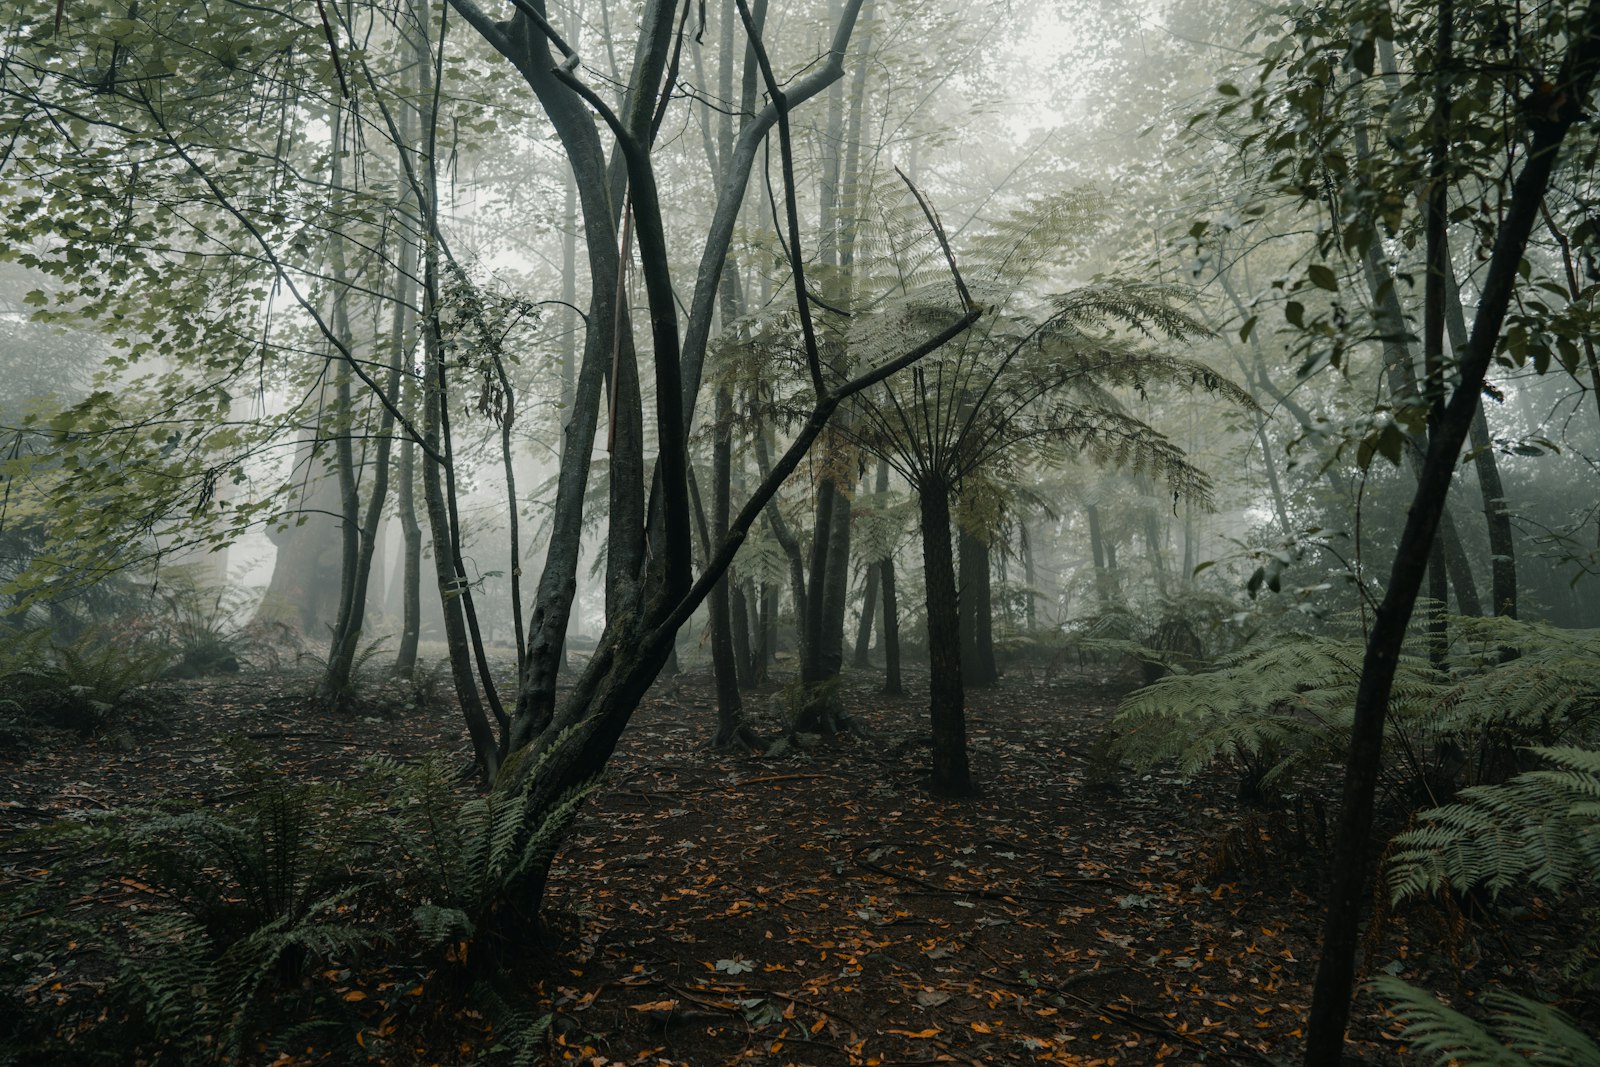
top-left (0, 664), bottom-right (1561, 1065)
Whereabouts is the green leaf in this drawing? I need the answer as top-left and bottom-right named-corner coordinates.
top-left (1307, 264), bottom-right (1339, 292)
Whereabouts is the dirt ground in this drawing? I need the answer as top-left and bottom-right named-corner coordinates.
top-left (0, 661), bottom-right (1580, 1065)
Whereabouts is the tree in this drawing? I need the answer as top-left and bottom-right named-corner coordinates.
top-left (423, 0), bottom-right (983, 928)
top-left (1189, 0), bottom-right (1600, 1059)
top-left (844, 193), bottom-right (1249, 793)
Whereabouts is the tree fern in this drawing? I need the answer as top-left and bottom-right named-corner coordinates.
top-left (1374, 977), bottom-right (1600, 1067)
top-left (1435, 617), bottom-right (1600, 744)
top-left (1387, 745), bottom-right (1600, 903)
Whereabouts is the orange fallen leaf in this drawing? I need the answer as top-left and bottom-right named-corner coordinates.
top-left (343, 990), bottom-right (367, 1002)
top-left (887, 1027), bottom-right (941, 1039)
top-left (628, 1000), bottom-right (679, 1013)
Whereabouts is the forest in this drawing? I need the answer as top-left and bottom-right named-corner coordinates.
top-left (1, 0), bottom-right (1598, 1063)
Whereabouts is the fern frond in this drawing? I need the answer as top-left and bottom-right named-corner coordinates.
top-left (1374, 977), bottom-right (1600, 1067)
top-left (1113, 632), bottom-right (1441, 788)
top-left (1387, 746), bottom-right (1600, 902)
top-left (1437, 618), bottom-right (1600, 742)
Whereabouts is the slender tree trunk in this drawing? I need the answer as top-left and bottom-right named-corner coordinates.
top-left (320, 217), bottom-right (411, 706)
top-left (708, 386), bottom-right (762, 749)
top-left (1020, 520), bottom-right (1037, 629)
top-left (881, 554), bottom-right (903, 695)
top-left (853, 458), bottom-right (890, 666)
top-left (394, 415), bottom-right (422, 676)
top-left (1086, 503), bottom-right (1117, 608)
top-left (921, 477), bottom-right (970, 794)
top-left (731, 579), bottom-right (756, 687)
top-left (853, 561), bottom-right (879, 667)
top-left (758, 579), bottom-right (777, 683)
top-left (1443, 259), bottom-right (1517, 617)
top-left (422, 267), bottom-right (500, 781)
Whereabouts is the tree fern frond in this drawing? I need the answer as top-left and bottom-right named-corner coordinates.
top-left (1387, 746), bottom-right (1600, 902)
top-left (1374, 977), bottom-right (1600, 1067)
top-left (1113, 632), bottom-right (1440, 787)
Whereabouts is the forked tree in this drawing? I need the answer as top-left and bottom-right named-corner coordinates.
top-left (437, 0), bottom-right (981, 927)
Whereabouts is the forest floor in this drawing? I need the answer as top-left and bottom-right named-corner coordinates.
top-left (0, 659), bottom-right (1575, 1066)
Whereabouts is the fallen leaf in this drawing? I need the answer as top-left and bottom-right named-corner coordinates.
top-left (629, 1000), bottom-right (679, 1013)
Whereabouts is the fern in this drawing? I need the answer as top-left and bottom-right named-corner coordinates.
top-left (1435, 617), bottom-right (1600, 745)
top-left (116, 889), bottom-right (378, 1062)
top-left (1387, 745), bottom-right (1600, 903)
top-left (1113, 631), bottom-right (1439, 792)
top-left (369, 741), bottom-right (601, 945)
top-left (1374, 977), bottom-right (1600, 1067)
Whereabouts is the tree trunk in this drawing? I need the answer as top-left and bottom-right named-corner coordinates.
top-left (319, 220), bottom-right (409, 706)
top-left (795, 472), bottom-right (854, 732)
top-left (881, 554), bottom-right (903, 695)
top-left (853, 561), bottom-right (879, 667)
top-left (920, 477), bottom-right (971, 795)
top-left (708, 385), bottom-right (762, 749)
top-left (394, 417), bottom-right (422, 677)
top-left (731, 577), bottom-right (757, 688)
top-left (421, 280), bottom-right (500, 781)
top-left (958, 524), bottom-right (998, 686)
top-left (1443, 259), bottom-right (1516, 618)
top-left (1020, 520), bottom-right (1037, 629)
top-left (1086, 503), bottom-right (1117, 608)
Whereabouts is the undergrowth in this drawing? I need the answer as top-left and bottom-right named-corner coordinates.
top-left (1110, 615), bottom-right (1600, 1058)
top-left (0, 741), bottom-right (593, 1064)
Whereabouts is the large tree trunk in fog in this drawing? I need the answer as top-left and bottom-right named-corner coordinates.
top-left (259, 441), bottom-right (344, 634)
top-left (920, 476), bottom-right (971, 795)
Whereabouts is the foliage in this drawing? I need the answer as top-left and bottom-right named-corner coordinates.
top-left (31, 747), bottom-right (382, 1059)
top-left (1113, 630), bottom-right (1390, 796)
top-left (149, 571), bottom-right (298, 678)
top-left (3, 735), bottom-right (597, 1061)
top-left (1116, 615), bottom-right (1600, 803)
top-left (1387, 745), bottom-right (1600, 904)
top-left (0, 628), bottom-right (169, 738)
top-left (303, 635), bottom-right (392, 710)
top-left (1373, 976), bottom-right (1600, 1067)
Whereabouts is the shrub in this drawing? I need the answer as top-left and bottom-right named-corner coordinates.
top-left (4, 740), bottom-right (594, 1061)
